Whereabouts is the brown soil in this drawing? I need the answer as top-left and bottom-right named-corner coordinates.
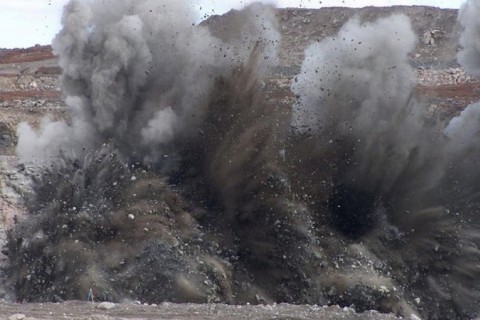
top-left (416, 82), bottom-right (480, 100)
top-left (0, 46), bottom-right (54, 64)
top-left (34, 66), bottom-right (62, 76)
top-left (0, 91), bottom-right (60, 102)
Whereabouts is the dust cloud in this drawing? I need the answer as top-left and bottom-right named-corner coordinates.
top-left (6, 0), bottom-right (480, 319)
top-left (16, 0), bottom-right (279, 165)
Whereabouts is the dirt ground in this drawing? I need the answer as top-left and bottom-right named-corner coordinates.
top-left (0, 301), bottom-right (401, 320)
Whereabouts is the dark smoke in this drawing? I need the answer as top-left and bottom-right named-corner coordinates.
top-left (7, 146), bottom-right (236, 303)
top-left (6, 0), bottom-right (480, 319)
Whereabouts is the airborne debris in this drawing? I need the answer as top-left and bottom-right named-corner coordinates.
top-left (2, 1), bottom-right (480, 319)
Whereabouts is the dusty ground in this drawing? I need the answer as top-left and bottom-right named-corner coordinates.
top-left (0, 301), bottom-right (401, 320)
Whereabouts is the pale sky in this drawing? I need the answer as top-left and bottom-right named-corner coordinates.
top-left (0, 0), bottom-right (467, 49)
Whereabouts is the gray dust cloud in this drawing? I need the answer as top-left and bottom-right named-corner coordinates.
top-left (6, 0), bottom-right (480, 319)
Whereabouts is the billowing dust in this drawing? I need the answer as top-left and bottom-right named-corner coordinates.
top-left (6, 1), bottom-right (480, 319)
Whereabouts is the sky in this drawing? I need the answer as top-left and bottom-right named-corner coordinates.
top-left (0, 0), bottom-right (467, 49)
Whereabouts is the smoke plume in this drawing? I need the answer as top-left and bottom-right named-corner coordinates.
top-left (290, 12), bottom-right (480, 319)
top-left (10, 0), bottom-right (283, 305)
top-left (16, 0), bottom-right (280, 165)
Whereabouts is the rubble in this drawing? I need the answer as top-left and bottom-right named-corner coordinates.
top-left (422, 30), bottom-right (435, 45)
top-left (96, 302), bottom-right (116, 310)
top-left (416, 67), bottom-right (476, 86)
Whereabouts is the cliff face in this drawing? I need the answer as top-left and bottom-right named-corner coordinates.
top-left (204, 5), bottom-right (480, 120)
top-left (0, 45), bottom-right (64, 299)
top-left (0, 5), bottom-right (479, 318)
top-left (205, 6), bottom-right (459, 66)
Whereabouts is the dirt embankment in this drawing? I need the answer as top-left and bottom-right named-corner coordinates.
top-left (0, 46), bottom-right (54, 65)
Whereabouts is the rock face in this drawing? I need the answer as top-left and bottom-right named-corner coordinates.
top-left (0, 45), bottom-right (63, 291)
top-left (205, 6), bottom-right (480, 119)
top-left (0, 5), bottom-right (479, 319)
top-left (205, 6), bottom-right (461, 67)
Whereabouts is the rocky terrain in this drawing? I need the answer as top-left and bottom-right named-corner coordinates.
top-left (0, 301), bottom-right (402, 320)
top-left (1, 5), bottom-right (480, 319)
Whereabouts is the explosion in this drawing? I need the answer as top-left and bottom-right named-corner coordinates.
top-left (5, 0), bottom-right (480, 319)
